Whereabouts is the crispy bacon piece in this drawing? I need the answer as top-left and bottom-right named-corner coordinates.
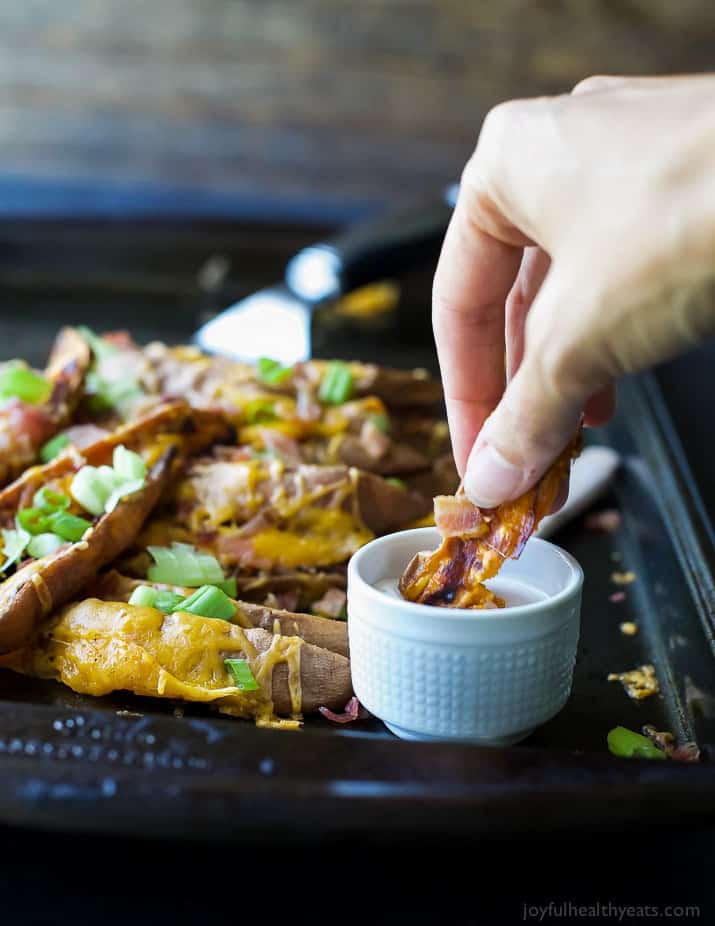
top-left (399, 435), bottom-right (580, 609)
top-left (434, 494), bottom-right (486, 538)
top-left (319, 695), bottom-right (368, 724)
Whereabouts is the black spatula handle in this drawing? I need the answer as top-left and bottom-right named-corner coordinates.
top-left (285, 192), bottom-right (454, 303)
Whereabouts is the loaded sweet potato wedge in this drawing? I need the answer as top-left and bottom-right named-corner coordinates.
top-left (399, 435), bottom-right (581, 608)
top-left (0, 400), bottom-right (230, 652)
top-left (0, 327), bottom-right (91, 486)
top-left (0, 596), bottom-right (352, 727)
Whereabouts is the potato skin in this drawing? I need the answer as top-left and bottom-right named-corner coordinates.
top-left (0, 450), bottom-right (175, 653)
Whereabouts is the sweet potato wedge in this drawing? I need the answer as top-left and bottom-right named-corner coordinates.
top-left (1, 597), bottom-right (352, 717)
top-left (0, 399), bottom-right (231, 515)
top-left (92, 569), bottom-right (350, 657)
top-left (0, 450), bottom-right (175, 653)
top-left (0, 327), bottom-right (91, 486)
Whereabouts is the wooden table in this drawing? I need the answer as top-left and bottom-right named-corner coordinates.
top-left (0, 1), bottom-right (712, 210)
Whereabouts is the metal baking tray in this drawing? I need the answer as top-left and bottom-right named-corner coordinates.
top-left (0, 215), bottom-right (713, 841)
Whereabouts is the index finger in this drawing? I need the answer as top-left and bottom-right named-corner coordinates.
top-left (432, 179), bottom-right (525, 476)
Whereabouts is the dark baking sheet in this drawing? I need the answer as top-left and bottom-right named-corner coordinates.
top-left (0, 216), bottom-right (713, 841)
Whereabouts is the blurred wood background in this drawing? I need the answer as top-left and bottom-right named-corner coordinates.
top-left (0, 0), bottom-right (713, 210)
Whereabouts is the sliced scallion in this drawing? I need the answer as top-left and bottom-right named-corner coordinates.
top-left (17, 507), bottom-right (52, 535)
top-left (173, 585), bottom-right (236, 621)
top-left (0, 362), bottom-right (52, 405)
top-left (385, 477), bottom-right (406, 490)
top-left (216, 577), bottom-right (237, 598)
top-left (112, 445), bottom-right (147, 482)
top-left (104, 477), bottom-right (146, 514)
top-left (27, 532), bottom-right (65, 559)
top-left (0, 527), bottom-right (31, 574)
top-left (76, 326), bottom-right (118, 362)
top-left (318, 361), bottom-right (353, 405)
top-left (257, 357), bottom-right (293, 385)
top-left (147, 543), bottom-right (225, 588)
top-left (32, 487), bottom-right (70, 512)
top-left (39, 433), bottom-right (70, 463)
top-left (46, 511), bottom-right (92, 542)
top-left (128, 585), bottom-right (184, 613)
top-left (607, 726), bottom-right (666, 760)
top-left (70, 465), bottom-right (116, 515)
top-left (128, 585), bottom-right (158, 608)
top-left (224, 657), bottom-right (259, 691)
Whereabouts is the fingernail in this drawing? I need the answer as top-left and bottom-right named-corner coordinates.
top-left (464, 444), bottom-right (526, 508)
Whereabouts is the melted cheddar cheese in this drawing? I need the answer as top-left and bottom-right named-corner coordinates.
top-left (7, 599), bottom-right (304, 728)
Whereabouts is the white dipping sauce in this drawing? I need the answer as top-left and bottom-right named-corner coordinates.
top-left (375, 576), bottom-right (547, 608)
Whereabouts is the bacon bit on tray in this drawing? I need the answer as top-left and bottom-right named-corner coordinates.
top-left (609, 591), bottom-right (626, 604)
top-left (319, 696), bottom-right (369, 724)
top-left (584, 509), bottom-right (621, 532)
top-left (311, 587), bottom-right (347, 619)
top-left (619, 621), bottom-right (639, 636)
top-left (608, 663), bottom-right (659, 700)
top-left (611, 570), bottom-right (636, 586)
top-left (672, 742), bottom-right (701, 763)
top-left (642, 724), bottom-right (675, 755)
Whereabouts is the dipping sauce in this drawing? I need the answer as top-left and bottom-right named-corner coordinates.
top-left (375, 576), bottom-right (547, 609)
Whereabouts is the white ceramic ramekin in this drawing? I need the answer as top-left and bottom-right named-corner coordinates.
top-left (347, 527), bottom-right (583, 745)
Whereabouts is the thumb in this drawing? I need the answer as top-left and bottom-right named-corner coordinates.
top-left (463, 271), bottom-right (597, 508)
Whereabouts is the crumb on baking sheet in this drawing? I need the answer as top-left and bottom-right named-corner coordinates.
top-left (642, 724), bottom-right (674, 755)
top-left (608, 663), bottom-right (659, 700)
top-left (611, 570), bottom-right (636, 585)
top-left (671, 742), bottom-right (701, 763)
top-left (620, 621), bottom-right (638, 636)
top-left (640, 725), bottom-right (700, 762)
top-left (584, 509), bottom-right (621, 532)
top-left (116, 709), bottom-right (144, 718)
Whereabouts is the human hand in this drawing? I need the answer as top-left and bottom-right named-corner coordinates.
top-left (434, 74), bottom-right (715, 507)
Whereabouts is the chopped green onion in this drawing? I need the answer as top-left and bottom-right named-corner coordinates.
top-left (224, 658), bottom-right (259, 691)
top-left (70, 465), bottom-right (117, 515)
top-left (173, 585), bottom-right (237, 621)
top-left (32, 487), bottom-right (70, 512)
top-left (112, 445), bottom-right (146, 482)
top-left (607, 726), bottom-right (667, 760)
top-left (17, 507), bottom-right (52, 535)
top-left (147, 543), bottom-right (225, 588)
top-left (243, 399), bottom-right (277, 425)
top-left (27, 533), bottom-right (65, 559)
top-left (337, 603), bottom-right (348, 620)
top-left (128, 585), bottom-right (184, 613)
top-left (216, 577), bottom-right (237, 598)
top-left (257, 357), bottom-right (293, 385)
top-left (128, 585), bottom-right (158, 608)
top-left (86, 371), bottom-right (143, 414)
top-left (153, 589), bottom-right (186, 613)
top-left (104, 477), bottom-right (146, 514)
top-left (46, 511), bottom-right (92, 542)
top-left (70, 446), bottom-right (146, 516)
top-left (385, 477), bottom-right (406, 490)
top-left (39, 433), bottom-right (70, 463)
top-left (0, 527), bottom-right (31, 573)
top-left (76, 326), bottom-right (118, 362)
top-left (370, 413), bottom-right (390, 433)
top-left (318, 361), bottom-right (353, 405)
top-left (0, 362), bottom-right (52, 405)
